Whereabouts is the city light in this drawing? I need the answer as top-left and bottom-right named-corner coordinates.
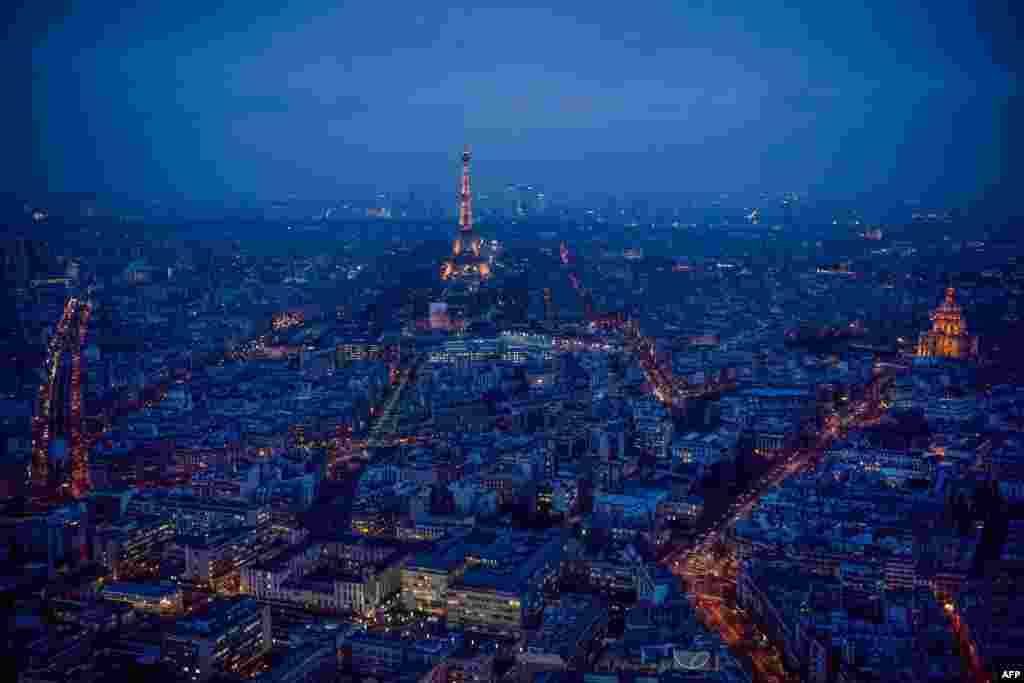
top-left (13, 60), bottom-right (1012, 683)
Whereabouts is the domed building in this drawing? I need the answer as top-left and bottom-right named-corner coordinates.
top-left (916, 288), bottom-right (978, 360)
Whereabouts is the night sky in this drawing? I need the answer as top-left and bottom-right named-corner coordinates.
top-left (16, 1), bottom-right (1021, 206)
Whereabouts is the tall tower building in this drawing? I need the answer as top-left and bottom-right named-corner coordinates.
top-left (916, 288), bottom-right (979, 360)
top-left (441, 146), bottom-right (489, 284)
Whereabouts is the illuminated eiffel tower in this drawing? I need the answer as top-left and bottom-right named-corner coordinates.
top-left (441, 146), bottom-right (490, 286)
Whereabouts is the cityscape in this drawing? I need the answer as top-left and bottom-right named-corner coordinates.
top-left (6, 2), bottom-right (1023, 683)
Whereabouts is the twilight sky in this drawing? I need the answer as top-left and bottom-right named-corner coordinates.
top-left (17, 1), bottom-right (1020, 206)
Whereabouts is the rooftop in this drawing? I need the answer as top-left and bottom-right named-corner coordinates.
top-left (170, 596), bottom-right (263, 637)
top-left (527, 594), bottom-right (607, 659)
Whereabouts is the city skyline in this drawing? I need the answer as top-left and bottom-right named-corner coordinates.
top-left (6, 3), bottom-right (1024, 682)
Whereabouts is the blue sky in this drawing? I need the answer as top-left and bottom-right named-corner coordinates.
top-left (18, 1), bottom-right (1019, 205)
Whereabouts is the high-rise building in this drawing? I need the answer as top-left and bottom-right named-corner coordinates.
top-left (441, 146), bottom-right (490, 285)
top-left (503, 184), bottom-right (546, 217)
top-left (916, 288), bottom-right (979, 360)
